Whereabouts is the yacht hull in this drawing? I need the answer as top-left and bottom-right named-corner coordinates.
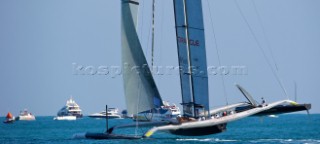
top-left (143, 100), bottom-right (296, 138)
top-left (235, 104), bottom-right (311, 116)
top-left (74, 114), bottom-right (83, 118)
top-left (54, 116), bottom-right (77, 120)
top-left (169, 123), bottom-right (227, 136)
top-left (3, 120), bottom-right (14, 124)
top-left (254, 104), bottom-right (311, 116)
top-left (88, 115), bottom-right (121, 119)
top-left (58, 114), bottom-right (82, 118)
top-left (73, 132), bottom-right (141, 140)
top-left (16, 116), bottom-right (36, 121)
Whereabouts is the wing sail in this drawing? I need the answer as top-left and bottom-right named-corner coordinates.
top-left (173, 0), bottom-right (209, 117)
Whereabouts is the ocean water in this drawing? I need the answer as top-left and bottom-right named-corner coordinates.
top-left (1, 114), bottom-right (319, 144)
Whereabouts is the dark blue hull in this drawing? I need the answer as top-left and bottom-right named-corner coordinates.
top-left (169, 123), bottom-right (227, 136)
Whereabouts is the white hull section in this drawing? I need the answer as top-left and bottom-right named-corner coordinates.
top-left (53, 116), bottom-right (77, 121)
top-left (89, 114), bottom-right (122, 119)
top-left (4, 117), bottom-right (15, 123)
top-left (144, 100), bottom-right (294, 137)
top-left (17, 109), bottom-right (36, 121)
top-left (18, 115), bottom-right (36, 121)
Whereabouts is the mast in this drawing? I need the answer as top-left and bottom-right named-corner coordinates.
top-left (173, 0), bottom-right (209, 118)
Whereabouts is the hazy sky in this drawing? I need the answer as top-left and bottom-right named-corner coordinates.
top-left (0, 0), bottom-right (319, 116)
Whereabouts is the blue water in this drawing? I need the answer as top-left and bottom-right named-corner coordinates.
top-left (1, 114), bottom-right (319, 144)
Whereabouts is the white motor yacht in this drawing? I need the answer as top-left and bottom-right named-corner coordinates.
top-left (16, 109), bottom-right (36, 121)
top-left (57, 97), bottom-right (83, 118)
top-left (89, 108), bottom-right (121, 119)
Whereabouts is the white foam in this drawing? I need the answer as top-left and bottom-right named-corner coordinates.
top-left (284, 139), bottom-right (293, 142)
top-left (176, 138), bottom-right (238, 142)
top-left (215, 138), bottom-right (238, 142)
top-left (176, 138), bottom-right (201, 141)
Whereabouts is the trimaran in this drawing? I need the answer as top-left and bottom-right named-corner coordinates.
top-left (76, 0), bottom-right (311, 139)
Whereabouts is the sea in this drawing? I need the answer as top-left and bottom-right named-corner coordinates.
top-left (1, 114), bottom-right (319, 144)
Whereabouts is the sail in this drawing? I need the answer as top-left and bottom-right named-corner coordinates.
top-left (6, 112), bottom-right (13, 119)
top-left (236, 84), bottom-right (258, 106)
top-left (173, 0), bottom-right (209, 117)
top-left (121, 0), bottom-right (163, 115)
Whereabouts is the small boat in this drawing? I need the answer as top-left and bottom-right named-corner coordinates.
top-left (57, 97), bottom-right (83, 119)
top-left (89, 108), bottom-right (121, 119)
top-left (16, 109), bottom-right (36, 121)
top-left (53, 115), bottom-right (77, 121)
top-left (3, 112), bottom-right (15, 124)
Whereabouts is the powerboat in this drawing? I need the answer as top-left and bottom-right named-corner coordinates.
top-left (57, 97), bottom-right (83, 118)
top-left (16, 109), bottom-right (36, 121)
top-left (89, 108), bottom-right (121, 119)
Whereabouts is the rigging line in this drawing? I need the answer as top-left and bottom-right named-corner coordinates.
top-left (252, 0), bottom-right (279, 71)
top-left (135, 78), bottom-right (141, 136)
top-left (138, 0), bottom-right (144, 39)
top-left (154, 0), bottom-right (164, 88)
top-left (206, 0), bottom-right (229, 105)
top-left (140, 0), bottom-right (148, 55)
top-left (151, 0), bottom-right (155, 68)
top-left (234, 0), bottom-right (289, 99)
top-left (145, 1), bottom-right (154, 68)
top-left (158, 0), bottom-right (164, 67)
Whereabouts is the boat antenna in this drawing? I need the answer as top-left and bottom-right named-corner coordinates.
top-left (106, 105), bottom-right (108, 131)
top-left (294, 81), bottom-right (297, 102)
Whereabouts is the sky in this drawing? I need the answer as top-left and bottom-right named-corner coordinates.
top-left (0, 0), bottom-right (319, 116)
